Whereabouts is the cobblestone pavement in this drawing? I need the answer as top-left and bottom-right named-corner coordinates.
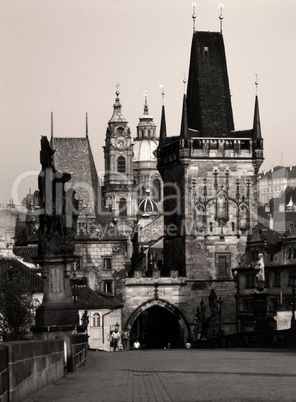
top-left (25, 348), bottom-right (296, 402)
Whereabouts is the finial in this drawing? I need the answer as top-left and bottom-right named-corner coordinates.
top-left (86, 112), bottom-right (88, 138)
top-left (51, 111), bottom-right (53, 140)
top-left (255, 74), bottom-right (259, 95)
top-left (192, 3), bottom-right (197, 33)
top-left (159, 84), bottom-right (165, 105)
top-left (183, 73), bottom-right (187, 95)
top-left (115, 82), bottom-right (120, 97)
top-left (219, 4), bottom-right (224, 34)
top-left (143, 90), bottom-right (148, 105)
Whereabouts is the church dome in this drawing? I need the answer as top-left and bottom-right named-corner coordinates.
top-left (133, 139), bottom-right (158, 162)
top-left (138, 197), bottom-right (159, 215)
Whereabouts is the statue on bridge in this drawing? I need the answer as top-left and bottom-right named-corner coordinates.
top-left (37, 136), bottom-right (79, 256)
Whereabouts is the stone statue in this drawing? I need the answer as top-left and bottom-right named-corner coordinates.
top-left (37, 136), bottom-right (79, 256)
top-left (255, 253), bottom-right (265, 290)
top-left (208, 289), bottom-right (218, 314)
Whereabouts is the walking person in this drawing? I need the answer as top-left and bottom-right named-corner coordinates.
top-left (122, 327), bottom-right (130, 351)
top-left (110, 327), bottom-right (121, 352)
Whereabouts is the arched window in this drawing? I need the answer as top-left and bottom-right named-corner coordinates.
top-left (117, 156), bottom-right (126, 173)
top-left (152, 178), bottom-right (161, 202)
top-left (119, 198), bottom-right (127, 217)
top-left (92, 313), bottom-right (101, 327)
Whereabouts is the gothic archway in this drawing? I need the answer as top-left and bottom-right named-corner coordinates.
top-left (125, 299), bottom-right (190, 349)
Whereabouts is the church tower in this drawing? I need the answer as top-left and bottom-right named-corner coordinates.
top-left (103, 88), bottom-right (137, 234)
top-left (133, 92), bottom-right (163, 211)
top-left (157, 30), bottom-right (264, 279)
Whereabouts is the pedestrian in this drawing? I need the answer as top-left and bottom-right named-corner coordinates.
top-left (133, 340), bottom-right (141, 350)
top-left (122, 328), bottom-right (130, 350)
top-left (110, 327), bottom-right (121, 351)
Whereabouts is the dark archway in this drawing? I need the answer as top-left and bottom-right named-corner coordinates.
top-left (126, 299), bottom-right (189, 349)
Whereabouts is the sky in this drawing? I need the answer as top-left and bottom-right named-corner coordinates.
top-left (0, 0), bottom-right (296, 206)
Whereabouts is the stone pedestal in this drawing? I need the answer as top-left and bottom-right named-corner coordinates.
top-left (32, 256), bottom-right (79, 328)
top-left (253, 292), bottom-right (274, 331)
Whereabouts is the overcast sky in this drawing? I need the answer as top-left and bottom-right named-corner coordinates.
top-left (0, 0), bottom-right (295, 206)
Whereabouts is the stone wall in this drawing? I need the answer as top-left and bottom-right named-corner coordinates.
top-left (0, 345), bottom-right (9, 402)
top-left (3, 339), bottom-right (64, 402)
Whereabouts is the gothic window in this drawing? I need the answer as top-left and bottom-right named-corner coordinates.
top-left (117, 156), bottom-right (126, 173)
top-left (92, 313), bottom-right (101, 327)
top-left (119, 198), bottom-right (127, 217)
top-left (216, 253), bottom-right (231, 278)
top-left (152, 178), bottom-right (161, 202)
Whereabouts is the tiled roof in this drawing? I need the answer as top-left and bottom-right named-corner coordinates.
top-left (71, 284), bottom-right (123, 309)
top-left (0, 258), bottom-right (43, 293)
top-left (51, 137), bottom-right (99, 217)
top-left (258, 165), bottom-right (296, 180)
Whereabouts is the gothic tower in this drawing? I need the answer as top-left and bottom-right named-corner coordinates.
top-left (157, 30), bottom-right (264, 279)
top-left (103, 89), bottom-right (137, 235)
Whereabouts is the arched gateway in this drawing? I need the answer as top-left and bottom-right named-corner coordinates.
top-left (125, 299), bottom-right (190, 349)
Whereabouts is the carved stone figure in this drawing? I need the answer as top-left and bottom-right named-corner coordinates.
top-left (255, 253), bottom-right (265, 290)
top-left (37, 136), bottom-right (79, 256)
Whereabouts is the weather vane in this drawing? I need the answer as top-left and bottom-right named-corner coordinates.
top-left (219, 4), bottom-right (224, 34)
top-left (159, 84), bottom-right (165, 105)
top-left (115, 82), bottom-right (120, 96)
top-left (192, 3), bottom-right (196, 33)
top-left (255, 74), bottom-right (259, 95)
top-left (183, 73), bottom-right (187, 95)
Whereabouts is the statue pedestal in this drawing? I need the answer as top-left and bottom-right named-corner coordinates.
top-left (32, 256), bottom-right (79, 328)
top-left (253, 292), bottom-right (274, 331)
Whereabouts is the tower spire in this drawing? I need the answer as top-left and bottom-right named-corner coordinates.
top-left (159, 86), bottom-right (167, 146)
top-left (253, 93), bottom-right (262, 140)
top-left (86, 112), bottom-right (88, 138)
top-left (180, 77), bottom-right (189, 140)
top-left (219, 4), bottom-right (224, 34)
top-left (50, 111), bottom-right (53, 140)
top-left (192, 3), bottom-right (196, 33)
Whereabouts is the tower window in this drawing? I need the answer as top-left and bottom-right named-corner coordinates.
top-left (152, 178), bottom-right (161, 202)
top-left (103, 257), bottom-right (112, 270)
top-left (103, 280), bottom-right (113, 295)
top-left (119, 198), bottom-right (127, 217)
top-left (216, 252), bottom-right (231, 278)
top-left (117, 156), bottom-right (126, 173)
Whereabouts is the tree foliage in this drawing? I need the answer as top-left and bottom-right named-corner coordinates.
top-left (0, 266), bottom-right (35, 341)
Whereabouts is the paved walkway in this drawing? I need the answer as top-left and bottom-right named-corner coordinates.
top-left (25, 348), bottom-right (296, 402)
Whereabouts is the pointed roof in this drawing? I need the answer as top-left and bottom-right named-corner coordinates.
top-left (159, 105), bottom-right (167, 146)
top-left (108, 90), bottom-right (128, 124)
top-left (51, 137), bottom-right (99, 217)
top-left (137, 94), bottom-right (156, 128)
top-left (186, 31), bottom-right (234, 136)
top-left (180, 94), bottom-right (189, 139)
top-left (252, 95), bottom-right (262, 139)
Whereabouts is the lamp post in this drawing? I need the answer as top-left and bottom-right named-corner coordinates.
top-left (217, 297), bottom-right (224, 336)
top-left (232, 269), bottom-right (240, 334)
top-left (290, 273), bottom-right (296, 331)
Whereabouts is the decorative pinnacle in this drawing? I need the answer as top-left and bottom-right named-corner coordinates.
top-left (219, 4), bottom-right (224, 34)
top-left (183, 73), bottom-right (187, 95)
top-left (115, 82), bottom-right (120, 97)
top-left (192, 3), bottom-right (196, 33)
top-left (255, 74), bottom-right (259, 95)
top-left (159, 84), bottom-right (165, 105)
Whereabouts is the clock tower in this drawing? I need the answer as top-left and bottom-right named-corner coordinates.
top-left (103, 88), bottom-right (137, 234)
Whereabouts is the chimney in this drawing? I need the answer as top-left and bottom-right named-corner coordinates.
top-left (271, 165), bottom-right (274, 173)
